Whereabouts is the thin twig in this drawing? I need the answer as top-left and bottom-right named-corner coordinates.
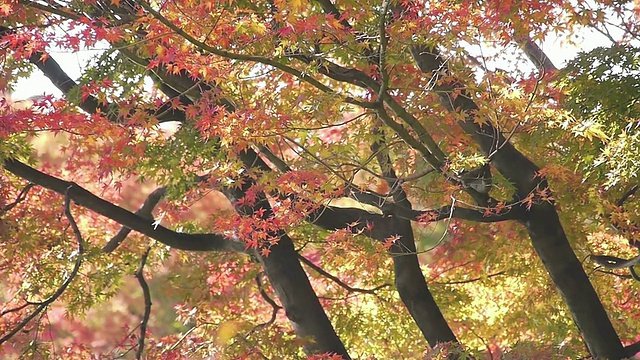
top-left (431, 271), bottom-right (507, 285)
top-left (0, 186), bottom-right (84, 345)
top-left (297, 254), bottom-right (390, 294)
top-left (0, 303), bottom-right (31, 316)
top-left (593, 269), bottom-right (632, 279)
top-left (135, 0), bottom-right (377, 109)
top-left (377, 0), bottom-right (391, 99)
top-left (0, 183), bottom-right (35, 215)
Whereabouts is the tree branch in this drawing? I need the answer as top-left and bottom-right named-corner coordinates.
top-left (0, 182), bottom-right (34, 215)
top-left (2, 159), bottom-right (247, 252)
top-left (103, 187), bottom-right (167, 252)
top-left (135, 0), bottom-right (377, 109)
top-left (254, 273), bottom-right (282, 330)
top-left (297, 254), bottom-right (390, 295)
top-left (431, 271), bottom-right (507, 285)
top-left (624, 339), bottom-right (640, 358)
top-left (0, 27), bottom-right (185, 123)
top-left (616, 184), bottom-right (638, 207)
top-left (590, 254), bottom-right (640, 269)
top-left (513, 35), bottom-right (558, 73)
top-left (134, 247), bottom-right (152, 360)
top-left (0, 187), bottom-right (83, 345)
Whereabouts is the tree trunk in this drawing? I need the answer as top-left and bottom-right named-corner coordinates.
top-left (409, 45), bottom-right (625, 359)
top-left (524, 202), bottom-right (624, 358)
top-left (390, 217), bottom-right (459, 346)
top-left (225, 151), bottom-right (350, 358)
top-left (259, 231), bottom-right (350, 357)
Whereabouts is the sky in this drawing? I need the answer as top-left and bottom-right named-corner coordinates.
top-left (12, 48), bottom-right (99, 100)
top-left (11, 27), bottom-right (614, 101)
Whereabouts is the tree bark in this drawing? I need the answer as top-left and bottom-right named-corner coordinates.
top-left (389, 217), bottom-right (459, 346)
top-left (225, 151), bottom-right (350, 358)
top-left (409, 45), bottom-right (624, 359)
top-left (259, 231), bottom-right (350, 357)
top-left (14, 39), bottom-right (351, 356)
top-left (371, 134), bottom-right (459, 347)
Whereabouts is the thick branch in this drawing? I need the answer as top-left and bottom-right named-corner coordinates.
top-left (383, 201), bottom-right (526, 223)
top-left (2, 159), bottom-right (246, 252)
top-left (0, 27), bottom-right (186, 123)
top-left (591, 254), bottom-right (640, 269)
top-left (103, 187), bottom-right (167, 252)
top-left (406, 32), bottom-right (625, 360)
top-left (0, 183), bottom-right (34, 214)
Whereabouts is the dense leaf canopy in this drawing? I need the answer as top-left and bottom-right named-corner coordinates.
top-left (1, 0), bottom-right (640, 359)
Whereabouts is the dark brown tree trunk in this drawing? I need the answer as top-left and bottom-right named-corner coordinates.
top-left (409, 45), bottom-right (624, 359)
top-left (258, 232), bottom-right (350, 357)
top-left (15, 41), bottom-right (352, 357)
top-left (220, 149), bottom-right (351, 358)
top-left (372, 136), bottom-right (459, 347)
top-left (390, 217), bottom-right (459, 346)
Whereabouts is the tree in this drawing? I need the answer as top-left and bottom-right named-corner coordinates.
top-left (1, 0), bottom-right (640, 358)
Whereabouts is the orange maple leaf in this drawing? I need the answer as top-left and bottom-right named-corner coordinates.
top-left (260, 247), bottom-right (271, 257)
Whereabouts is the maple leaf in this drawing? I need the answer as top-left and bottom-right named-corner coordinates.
top-left (4, 1), bottom-right (640, 358)
top-left (260, 247), bottom-right (271, 257)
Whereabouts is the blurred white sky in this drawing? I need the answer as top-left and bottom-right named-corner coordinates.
top-left (11, 28), bottom-right (614, 101)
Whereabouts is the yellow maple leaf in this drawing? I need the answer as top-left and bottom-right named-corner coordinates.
top-left (582, 122), bottom-right (609, 142)
top-left (290, 0), bottom-right (303, 13)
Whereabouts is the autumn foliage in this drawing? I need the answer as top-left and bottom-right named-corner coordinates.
top-left (1, 0), bottom-right (640, 359)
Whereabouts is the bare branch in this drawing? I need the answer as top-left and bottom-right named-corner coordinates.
top-left (135, 247), bottom-right (152, 360)
top-left (298, 254), bottom-right (390, 295)
top-left (0, 186), bottom-right (83, 345)
top-left (0, 27), bottom-right (185, 123)
top-left (431, 271), bottom-right (507, 285)
top-left (513, 35), bottom-right (558, 72)
top-left (253, 273), bottom-right (282, 330)
top-left (0, 183), bottom-right (34, 215)
top-left (103, 187), bottom-right (167, 252)
top-left (102, 174), bottom-right (209, 252)
top-left (377, 0), bottom-right (391, 98)
top-left (590, 254), bottom-right (640, 269)
top-left (1, 303), bottom-right (31, 317)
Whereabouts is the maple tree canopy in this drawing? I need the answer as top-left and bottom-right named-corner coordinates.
top-left (1, 0), bottom-right (640, 359)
